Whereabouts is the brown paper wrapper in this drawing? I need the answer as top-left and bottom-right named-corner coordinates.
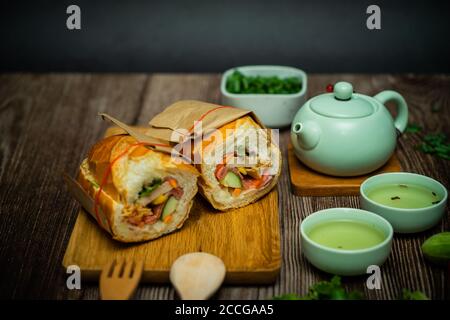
top-left (99, 113), bottom-right (175, 154)
top-left (65, 100), bottom-right (274, 235)
top-left (146, 100), bottom-right (268, 143)
top-left (100, 100), bottom-right (268, 149)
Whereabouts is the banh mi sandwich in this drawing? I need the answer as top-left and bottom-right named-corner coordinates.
top-left (77, 134), bottom-right (199, 242)
top-left (194, 116), bottom-right (281, 210)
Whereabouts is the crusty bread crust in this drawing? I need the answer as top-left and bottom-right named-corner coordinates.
top-left (194, 116), bottom-right (281, 211)
top-left (77, 161), bottom-right (120, 236)
top-left (87, 135), bottom-right (198, 201)
top-left (77, 134), bottom-right (199, 243)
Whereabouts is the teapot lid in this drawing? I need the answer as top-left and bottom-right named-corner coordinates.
top-left (310, 82), bottom-right (375, 118)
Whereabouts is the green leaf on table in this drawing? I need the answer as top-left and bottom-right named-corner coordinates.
top-left (273, 276), bottom-right (364, 300)
top-left (414, 133), bottom-right (450, 160)
top-left (402, 289), bottom-right (429, 300)
top-left (272, 278), bottom-right (431, 300)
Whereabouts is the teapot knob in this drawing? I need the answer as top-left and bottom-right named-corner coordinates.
top-left (334, 81), bottom-right (353, 100)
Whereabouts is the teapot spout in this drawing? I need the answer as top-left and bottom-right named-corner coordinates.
top-left (292, 121), bottom-right (320, 150)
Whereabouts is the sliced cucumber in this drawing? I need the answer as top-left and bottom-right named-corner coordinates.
top-left (220, 171), bottom-right (242, 188)
top-left (162, 196), bottom-right (178, 219)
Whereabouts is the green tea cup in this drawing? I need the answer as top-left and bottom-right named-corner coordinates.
top-left (300, 208), bottom-right (393, 276)
top-left (360, 173), bottom-right (448, 233)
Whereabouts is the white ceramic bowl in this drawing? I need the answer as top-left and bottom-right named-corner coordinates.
top-left (220, 65), bottom-right (307, 128)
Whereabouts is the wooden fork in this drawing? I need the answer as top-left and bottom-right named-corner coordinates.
top-left (100, 258), bottom-right (144, 300)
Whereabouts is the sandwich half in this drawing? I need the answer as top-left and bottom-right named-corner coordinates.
top-left (77, 134), bottom-right (199, 242)
top-left (194, 116), bottom-right (281, 210)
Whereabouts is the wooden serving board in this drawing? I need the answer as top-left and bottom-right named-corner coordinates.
top-left (288, 143), bottom-right (402, 196)
top-left (63, 127), bottom-right (281, 284)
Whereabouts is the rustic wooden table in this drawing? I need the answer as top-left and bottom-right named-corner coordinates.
top-left (0, 74), bottom-right (448, 300)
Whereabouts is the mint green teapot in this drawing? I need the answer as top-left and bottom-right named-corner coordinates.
top-left (291, 81), bottom-right (408, 176)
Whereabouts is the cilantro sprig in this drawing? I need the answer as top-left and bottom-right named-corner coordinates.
top-left (273, 276), bottom-right (430, 300)
top-left (402, 289), bottom-right (429, 300)
top-left (417, 133), bottom-right (450, 160)
top-left (405, 123), bottom-right (449, 160)
top-left (273, 276), bottom-right (362, 300)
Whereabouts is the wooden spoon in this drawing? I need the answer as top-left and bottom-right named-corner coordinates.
top-left (170, 252), bottom-right (226, 300)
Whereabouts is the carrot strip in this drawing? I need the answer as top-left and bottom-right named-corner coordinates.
top-left (232, 188), bottom-right (242, 197)
top-left (163, 215), bottom-right (173, 224)
top-left (254, 178), bottom-right (263, 188)
top-left (168, 178), bottom-right (178, 188)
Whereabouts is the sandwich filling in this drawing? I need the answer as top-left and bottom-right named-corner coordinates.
top-left (123, 176), bottom-right (184, 228)
top-left (214, 152), bottom-right (272, 197)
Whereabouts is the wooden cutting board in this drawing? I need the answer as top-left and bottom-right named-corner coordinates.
top-left (288, 143), bottom-right (402, 196)
top-left (62, 127), bottom-right (281, 284)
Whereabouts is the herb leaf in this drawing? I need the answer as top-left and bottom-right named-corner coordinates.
top-left (138, 178), bottom-right (162, 197)
top-left (419, 134), bottom-right (450, 160)
top-left (273, 276), bottom-right (363, 300)
top-left (402, 289), bottom-right (429, 300)
top-left (273, 277), bottom-right (430, 300)
top-left (407, 125), bottom-right (450, 160)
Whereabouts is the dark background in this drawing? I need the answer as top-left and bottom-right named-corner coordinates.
top-left (1, 0), bottom-right (449, 73)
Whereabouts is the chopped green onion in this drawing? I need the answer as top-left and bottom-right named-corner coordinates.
top-left (226, 70), bottom-right (301, 94)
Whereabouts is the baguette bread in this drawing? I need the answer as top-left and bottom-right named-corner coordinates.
top-left (77, 135), bottom-right (199, 242)
top-left (194, 116), bottom-right (281, 210)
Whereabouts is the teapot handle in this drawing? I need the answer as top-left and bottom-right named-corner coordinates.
top-left (374, 90), bottom-right (408, 134)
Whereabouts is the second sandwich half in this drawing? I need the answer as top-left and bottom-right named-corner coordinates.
top-left (195, 115), bottom-right (281, 210)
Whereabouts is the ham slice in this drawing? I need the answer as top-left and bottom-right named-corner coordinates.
top-left (169, 187), bottom-right (184, 200)
top-left (241, 177), bottom-right (255, 190)
top-left (127, 215), bottom-right (144, 227)
top-left (242, 174), bottom-right (272, 190)
top-left (215, 164), bottom-right (228, 181)
top-left (136, 181), bottom-right (172, 207)
top-left (143, 203), bottom-right (164, 224)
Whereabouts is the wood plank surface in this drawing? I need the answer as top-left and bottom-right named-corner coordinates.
top-left (62, 125), bottom-right (280, 284)
top-left (288, 144), bottom-right (402, 196)
top-left (0, 73), bottom-right (448, 300)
